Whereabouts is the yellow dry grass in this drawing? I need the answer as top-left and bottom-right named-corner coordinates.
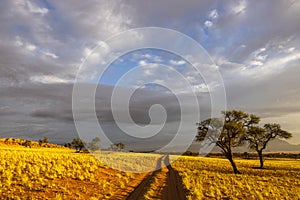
top-left (1, 143), bottom-right (299, 199)
top-left (171, 156), bottom-right (300, 200)
top-left (0, 146), bottom-right (137, 199)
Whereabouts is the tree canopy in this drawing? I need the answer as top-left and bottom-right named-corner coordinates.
top-left (196, 110), bottom-right (260, 174)
top-left (88, 137), bottom-right (101, 151)
top-left (71, 138), bottom-right (86, 152)
top-left (111, 142), bottom-right (125, 151)
top-left (197, 110), bottom-right (293, 172)
top-left (244, 123), bottom-right (292, 168)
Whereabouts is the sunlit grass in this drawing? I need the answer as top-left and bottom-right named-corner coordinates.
top-left (171, 156), bottom-right (300, 200)
top-left (0, 146), bottom-right (137, 199)
top-left (1, 144), bottom-right (299, 199)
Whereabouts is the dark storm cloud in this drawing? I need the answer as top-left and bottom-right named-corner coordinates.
top-left (30, 109), bottom-right (74, 122)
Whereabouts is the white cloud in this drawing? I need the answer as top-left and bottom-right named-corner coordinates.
top-left (144, 54), bottom-right (152, 59)
top-left (259, 48), bottom-right (266, 52)
top-left (144, 69), bottom-right (153, 76)
top-left (82, 41), bottom-right (110, 64)
top-left (186, 75), bottom-right (196, 82)
top-left (26, 1), bottom-right (49, 16)
top-left (249, 60), bottom-right (263, 66)
top-left (13, 36), bottom-right (37, 52)
top-left (231, 0), bottom-right (247, 14)
top-left (131, 53), bottom-right (163, 63)
top-left (25, 43), bottom-right (37, 51)
top-left (44, 52), bottom-right (58, 59)
top-left (248, 54), bottom-right (267, 66)
top-left (239, 52), bottom-right (300, 80)
top-left (204, 20), bottom-right (213, 28)
top-left (15, 36), bottom-right (58, 59)
top-left (245, 47), bottom-right (268, 67)
top-left (14, 36), bottom-right (23, 47)
top-left (30, 75), bottom-right (69, 84)
top-left (260, 52), bottom-right (300, 74)
top-left (209, 9), bottom-right (219, 19)
top-left (192, 83), bottom-right (208, 93)
top-left (256, 55), bottom-right (267, 61)
top-left (83, 47), bottom-right (93, 58)
top-left (139, 60), bottom-right (147, 66)
top-left (52, 1), bottom-right (132, 41)
top-left (285, 47), bottom-right (296, 53)
top-left (170, 60), bottom-right (186, 66)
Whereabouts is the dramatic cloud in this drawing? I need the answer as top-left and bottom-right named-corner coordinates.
top-left (0, 0), bottom-right (299, 147)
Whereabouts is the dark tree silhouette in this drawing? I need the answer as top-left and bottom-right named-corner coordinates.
top-left (71, 138), bottom-right (86, 152)
top-left (64, 142), bottom-right (72, 148)
top-left (244, 123), bottom-right (292, 168)
top-left (88, 137), bottom-right (101, 151)
top-left (111, 142), bottom-right (125, 151)
top-left (22, 140), bottom-right (32, 148)
top-left (196, 110), bottom-right (260, 174)
top-left (117, 142), bottom-right (125, 151)
top-left (39, 137), bottom-right (49, 146)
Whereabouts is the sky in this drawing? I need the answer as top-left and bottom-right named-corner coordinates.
top-left (0, 0), bottom-right (300, 149)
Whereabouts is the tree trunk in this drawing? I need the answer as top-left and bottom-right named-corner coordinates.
top-left (226, 153), bottom-right (241, 174)
top-left (258, 150), bottom-right (264, 169)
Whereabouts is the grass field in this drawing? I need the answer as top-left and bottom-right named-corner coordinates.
top-left (0, 146), bottom-right (138, 199)
top-left (171, 156), bottom-right (300, 200)
top-left (0, 143), bottom-right (299, 199)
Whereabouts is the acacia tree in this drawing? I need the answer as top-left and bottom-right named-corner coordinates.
top-left (88, 137), bottom-right (101, 151)
top-left (244, 123), bottom-right (292, 168)
top-left (39, 137), bottom-right (49, 146)
top-left (116, 142), bottom-right (125, 151)
top-left (111, 142), bottom-right (125, 151)
top-left (71, 138), bottom-right (86, 152)
top-left (22, 140), bottom-right (32, 148)
top-left (196, 110), bottom-right (260, 174)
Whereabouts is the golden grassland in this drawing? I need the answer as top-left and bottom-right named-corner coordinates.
top-left (171, 156), bottom-right (300, 200)
top-left (0, 141), bottom-right (299, 199)
top-left (0, 145), bottom-right (138, 199)
top-left (0, 138), bottom-right (67, 149)
top-left (93, 151), bottom-right (161, 173)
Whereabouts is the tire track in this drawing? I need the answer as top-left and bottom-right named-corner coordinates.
top-left (126, 155), bottom-right (187, 200)
top-left (126, 156), bottom-right (165, 200)
top-left (162, 155), bottom-right (187, 200)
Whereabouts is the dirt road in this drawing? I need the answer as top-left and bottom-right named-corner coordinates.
top-left (126, 156), bottom-right (165, 200)
top-left (161, 155), bottom-right (186, 200)
top-left (125, 155), bottom-right (187, 200)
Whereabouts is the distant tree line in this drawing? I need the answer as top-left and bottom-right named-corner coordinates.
top-left (64, 137), bottom-right (126, 152)
top-left (38, 137), bottom-right (49, 146)
top-left (110, 142), bottom-right (125, 151)
top-left (21, 137), bottom-right (49, 148)
top-left (22, 140), bottom-right (32, 148)
top-left (196, 110), bottom-right (292, 174)
top-left (64, 137), bottom-right (101, 152)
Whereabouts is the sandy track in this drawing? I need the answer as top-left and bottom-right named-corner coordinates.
top-left (126, 156), bottom-right (165, 200)
top-left (125, 155), bottom-right (187, 200)
top-left (162, 155), bottom-right (186, 200)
